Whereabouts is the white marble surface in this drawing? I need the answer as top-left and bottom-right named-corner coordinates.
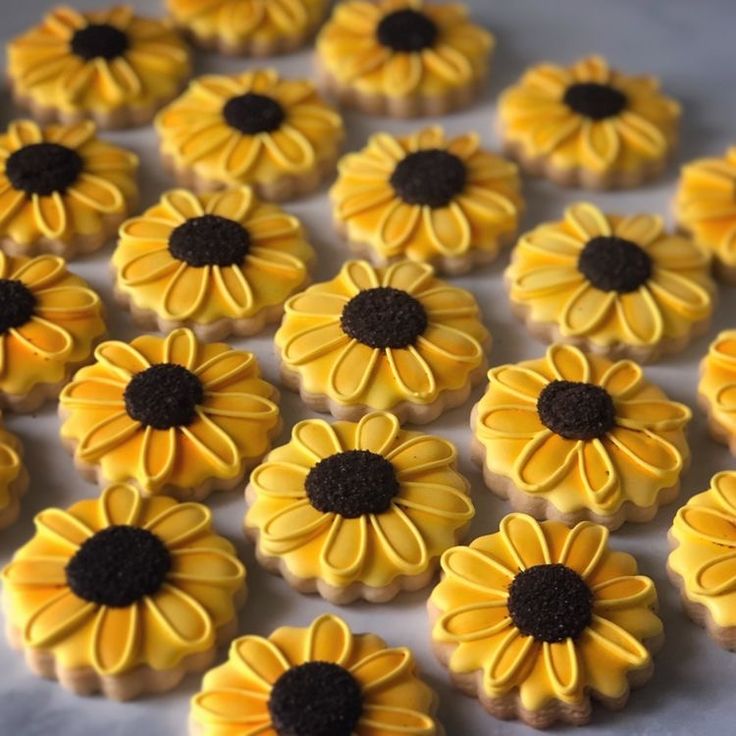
top-left (1, 1), bottom-right (736, 734)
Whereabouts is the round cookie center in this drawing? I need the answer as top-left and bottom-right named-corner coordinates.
top-left (223, 93), bottom-right (285, 135)
top-left (70, 23), bottom-right (130, 61)
top-left (268, 661), bottom-right (363, 736)
top-left (340, 287), bottom-right (428, 349)
top-left (0, 279), bottom-right (36, 333)
top-left (5, 143), bottom-right (83, 196)
top-left (508, 563), bottom-right (593, 643)
top-left (578, 235), bottom-right (652, 293)
top-left (65, 525), bottom-right (171, 607)
top-left (305, 450), bottom-right (399, 518)
top-left (124, 363), bottom-right (204, 430)
top-left (390, 149), bottom-right (467, 208)
top-left (376, 9), bottom-right (438, 52)
top-left (168, 215), bottom-right (251, 267)
top-left (563, 82), bottom-right (627, 120)
top-left (537, 380), bottom-right (616, 441)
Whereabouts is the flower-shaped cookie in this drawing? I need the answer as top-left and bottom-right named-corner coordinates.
top-left (471, 344), bottom-right (691, 529)
top-left (0, 419), bottom-right (27, 529)
top-left (430, 513), bottom-right (663, 728)
top-left (191, 613), bottom-right (442, 735)
top-left (59, 328), bottom-right (281, 499)
top-left (498, 55), bottom-right (680, 188)
top-left (275, 260), bottom-right (490, 424)
top-left (317, 0), bottom-right (493, 117)
top-left (330, 127), bottom-right (522, 275)
top-left (506, 202), bottom-right (714, 362)
top-left (668, 471), bottom-right (736, 649)
top-left (245, 411), bottom-right (473, 603)
top-left (675, 147), bottom-right (736, 282)
top-left (1, 483), bottom-right (246, 699)
top-left (0, 120), bottom-right (138, 257)
top-left (8, 5), bottom-right (191, 129)
top-left (697, 330), bottom-right (736, 455)
top-left (113, 187), bottom-right (314, 340)
top-left (155, 69), bottom-right (344, 200)
top-left (167, 0), bottom-right (328, 56)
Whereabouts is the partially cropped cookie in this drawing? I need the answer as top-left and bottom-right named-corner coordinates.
top-left (59, 328), bottom-right (281, 499)
top-left (697, 330), bottom-right (736, 455)
top-left (245, 411), bottom-right (473, 604)
top-left (330, 127), bottom-right (522, 275)
top-left (190, 613), bottom-right (444, 735)
top-left (113, 187), bottom-right (314, 340)
top-left (505, 202), bottom-right (714, 362)
top-left (471, 344), bottom-right (691, 530)
top-left (155, 69), bottom-right (344, 200)
top-left (316, 0), bottom-right (493, 117)
top-left (498, 55), bottom-right (680, 189)
top-left (429, 513), bottom-right (663, 728)
top-left (1, 483), bottom-right (246, 700)
top-left (8, 5), bottom-right (191, 129)
top-left (275, 259), bottom-right (490, 424)
top-left (0, 419), bottom-right (28, 529)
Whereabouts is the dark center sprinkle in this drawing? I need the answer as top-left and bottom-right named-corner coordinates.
top-left (0, 280), bottom-right (36, 333)
top-left (305, 450), bottom-right (399, 518)
top-left (507, 563), bottom-right (593, 643)
top-left (340, 287), bottom-right (428, 349)
top-left (70, 23), bottom-right (130, 61)
top-left (65, 525), bottom-right (171, 607)
top-left (223, 93), bottom-right (286, 135)
top-left (537, 380), bottom-right (616, 441)
top-left (5, 143), bottom-right (84, 196)
top-left (376, 8), bottom-right (438, 52)
top-left (577, 235), bottom-right (652, 293)
top-left (168, 215), bottom-right (251, 267)
top-left (390, 149), bottom-right (467, 208)
top-left (268, 661), bottom-right (363, 736)
top-left (563, 82), bottom-right (628, 120)
top-left (124, 363), bottom-right (204, 430)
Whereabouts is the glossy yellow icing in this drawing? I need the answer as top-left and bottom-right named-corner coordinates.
top-left (155, 69), bottom-right (344, 189)
top-left (191, 613), bottom-right (440, 735)
top-left (8, 5), bottom-right (191, 117)
top-left (274, 259), bottom-right (490, 411)
top-left (430, 513), bottom-right (662, 711)
top-left (675, 147), bottom-right (736, 270)
top-left (0, 421), bottom-right (25, 519)
top-left (498, 55), bottom-right (680, 175)
top-left (113, 187), bottom-right (314, 327)
top-left (1, 483), bottom-right (245, 675)
top-left (246, 411), bottom-right (473, 589)
top-left (59, 328), bottom-right (280, 495)
top-left (473, 344), bottom-right (690, 518)
top-left (330, 126), bottom-right (522, 266)
top-left (0, 120), bottom-right (138, 247)
top-left (506, 202), bottom-right (714, 349)
top-left (317, 0), bottom-right (493, 99)
top-left (669, 472), bottom-right (736, 629)
top-left (698, 330), bottom-right (736, 444)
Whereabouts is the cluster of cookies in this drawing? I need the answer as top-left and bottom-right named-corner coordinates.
top-left (0, 1), bottom-right (735, 734)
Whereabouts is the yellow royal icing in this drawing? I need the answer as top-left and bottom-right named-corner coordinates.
top-left (698, 330), bottom-right (736, 446)
top-left (0, 420), bottom-right (25, 523)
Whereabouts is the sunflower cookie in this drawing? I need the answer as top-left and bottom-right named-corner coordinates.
top-left (59, 328), bottom-right (281, 500)
top-left (113, 187), bottom-right (314, 341)
top-left (155, 69), bottom-right (344, 201)
top-left (0, 120), bottom-right (138, 258)
top-left (0, 420), bottom-right (28, 529)
top-left (498, 55), bottom-right (680, 189)
top-left (275, 259), bottom-right (490, 424)
top-left (675, 147), bottom-right (736, 282)
top-left (167, 0), bottom-right (328, 56)
top-left (245, 411), bottom-right (473, 604)
top-left (471, 344), bottom-right (691, 530)
top-left (7, 5), bottom-right (191, 129)
top-left (190, 613), bottom-right (444, 735)
top-left (1, 483), bottom-right (246, 700)
top-left (330, 127), bottom-right (522, 275)
top-left (429, 513), bottom-right (663, 728)
top-left (506, 202), bottom-right (714, 362)
top-left (316, 0), bottom-right (493, 117)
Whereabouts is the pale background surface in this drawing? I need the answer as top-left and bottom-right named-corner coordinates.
top-left (0, 1), bottom-right (735, 734)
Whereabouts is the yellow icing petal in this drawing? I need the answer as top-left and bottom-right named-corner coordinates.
top-left (231, 635), bottom-right (291, 689)
top-left (599, 359), bottom-right (644, 399)
top-left (530, 115), bottom-right (581, 155)
top-left (118, 248), bottom-right (179, 286)
top-left (383, 53), bottom-right (423, 97)
top-left (457, 187), bottom-right (517, 222)
top-left (615, 398), bottom-right (691, 432)
top-left (90, 603), bottom-right (139, 675)
top-left (514, 430), bottom-right (580, 493)
top-left (0, 187), bottom-right (26, 229)
top-left (547, 344), bottom-right (592, 383)
top-left (396, 482), bottom-right (473, 521)
top-left (292, 418), bottom-right (342, 461)
top-left (422, 44), bottom-right (472, 83)
top-left (355, 411), bottom-right (400, 455)
top-left (485, 627), bottom-right (537, 690)
top-left (614, 287), bottom-right (663, 344)
top-left (261, 125), bottom-right (315, 170)
top-left (592, 575), bottom-right (656, 610)
top-left (711, 472), bottom-right (736, 515)
top-left (10, 317), bottom-right (73, 361)
top-left (67, 173), bottom-right (124, 213)
top-left (581, 119), bottom-right (620, 171)
top-left (389, 434), bottom-right (456, 476)
top-left (163, 328), bottom-right (199, 369)
top-left (328, 340), bottom-right (381, 401)
top-left (478, 405), bottom-right (544, 439)
top-left (144, 502), bottom-right (212, 548)
top-left (34, 286), bottom-right (101, 317)
top-left (674, 506), bottom-right (736, 548)
top-left (284, 292), bottom-right (348, 318)
top-left (320, 514), bottom-right (368, 578)
top-left (180, 410), bottom-right (240, 475)
top-left (8, 120), bottom-right (43, 147)
top-left (572, 55), bottom-right (611, 82)
top-left (261, 499), bottom-right (332, 546)
top-left (419, 286), bottom-right (479, 318)
top-left (577, 439), bottom-right (619, 509)
top-left (350, 646), bottom-right (412, 693)
top-left (2, 556), bottom-right (68, 587)
top-left (77, 411), bottom-right (142, 462)
top-left (195, 349), bottom-right (257, 390)
top-left (32, 192), bottom-right (67, 239)
top-left (615, 213), bottom-right (664, 246)
top-left (359, 705), bottom-right (436, 734)
top-left (385, 346), bottom-right (436, 400)
top-left (691, 552), bottom-right (736, 596)
top-left (281, 321), bottom-right (348, 364)
top-left (500, 513), bottom-right (551, 570)
top-left (23, 589), bottom-right (97, 648)
top-left (435, 601), bottom-right (511, 643)
top-left (249, 461), bottom-right (309, 499)
top-left (12, 253), bottom-right (74, 287)
top-left (144, 583), bottom-right (213, 647)
top-left (377, 200), bottom-right (421, 251)
top-left (369, 505), bottom-right (427, 572)
top-left (203, 392), bottom-right (277, 421)
top-left (523, 63), bottom-right (572, 94)
top-left (616, 111), bottom-right (666, 157)
top-left (583, 614), bottom-right (650, 667)
top-left (423, 202), bottom-right (471, 255)
top-left (60, 377), bottom-right (126, 410)
top-left (99, 482), bottom-right (142, 527)
top-left (559, 283), bottom-right (617, 337)
top-left (648, 268), bottom-right (712, 316)
top-left (510, 264), bottom-right (585, 299)
top-left (487, 364), bottom-right (548, 404)
top-left (95, 340), bottom-right (150, 378)
top-left (168, 548), bottom-right (244, 587)
top-left (139, 426), bottom-right (177, 489)
top-left (646, 235), bottom-right (709, 269)
top-left (191, 688), bottom-right (270, 727)
top-left (517, 229), bottom-right (585, 259)
top-left (559, 520), bottom-right (609, 579)
top-left (303, 614), bottom-right (353, 666)
top-left (338, 185), bottom-right (396, 219)
top-left (383, 260), bottom-right (433, 292)
top-left (34, 506), bottom-right (93, 548)
top-left (440, 545), bottom-right (514, 596)
top-left (564, 202), bottom-right (611, 240)
top-left (543, 639), bottom-right (580, 699)
top-left (605, 427), bottom-right (683, 477)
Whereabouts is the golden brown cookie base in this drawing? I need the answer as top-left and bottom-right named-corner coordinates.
top-left (0, 467), bottom-right (30, 530)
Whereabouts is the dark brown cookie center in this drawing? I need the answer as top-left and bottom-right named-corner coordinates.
top-left (223, 93), bottom-right (285, 135)
top-left (537, 380), bottom-right (616, 440)
top-left (390, 149), bottom-right (467, 208)
top-left (70, 23), bottom-right (129, 61)
top-left (0, 279), bottom-right (36, 333)
top-left (563, 82), bottom-right (627, 120)
top-left (168, 215), bottom-right (251, 267)
top-left (376, 9), bottom-right (438, 52)
top-left (578, 235), bottom-right (652, 293)
top-left (6, 143), bottom-right (83, 196)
